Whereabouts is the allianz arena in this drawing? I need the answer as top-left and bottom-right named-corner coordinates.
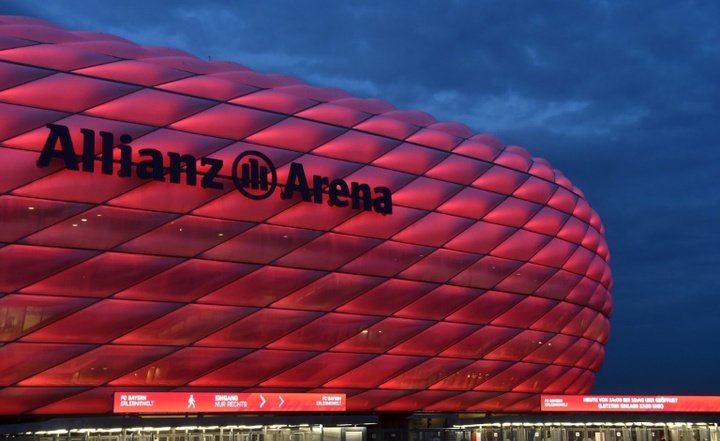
top-left (0, 16), bottom-right (611, 416)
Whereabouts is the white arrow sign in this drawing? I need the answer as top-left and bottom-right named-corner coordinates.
top-left (279, 395), bottom-right (285, 408)
top-left (260, 395), bottom-right (266, 408)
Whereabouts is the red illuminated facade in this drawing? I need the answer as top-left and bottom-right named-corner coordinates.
top-left (0, 16), bottom-right (612, 415)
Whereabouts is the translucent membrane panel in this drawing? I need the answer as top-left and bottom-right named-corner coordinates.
top-left (425, 155), bottom-right (492, 185)
top-left (75, 60), bottom-right (192, 86)
top-left (512, 364), bottom-right (570, 392)
top-left (428, 359), bottom-right (513, 390)
top-left (0, 244), bottom-right (97, 292)
top-left (377, 390), bottom-right (461, 411)
top-left (467, 392), bottom-right (536, 412)
top-left (267, 197), bottom-right (361, 231)
top-left (491, 297), bottom-right (560, 328)
top-left (260, 352), bottom-right (375, 388)
top-left (440, 326), bottom-right (521, 359)
top-left (494, 263), bottom-right (558, 295)
top-left (332, 318), bottom-right (434, 353)
top-left (22, 206), bottom-right (177, 250)
top-left (0, 60), bottom-right (54, 91)
top-left (0, 342), bottom-right (95, 385)
top-left (372, 143), bottom-right (447, 175)
top-left (114, 260), bottom-right (257, 302)
top-left (230, 90), bottom-right (317, 114)
top-left (525, 206), bottom-right (570, 236)
top-left (491, 229), bottom-right (553, 261)
top-left (271, 272), bottom-right (384, 311)
top-left (0, 386), bottom-right (86, 415)
top-left (201, 224), bottom-right (322, 264)
top-left (158, 75), bottom-right (258, 101)
top-left (544, 367), bottom-right (586, 393)
top-left (0, 43), bottom-right (117, 71)
top-left (324, 355), bottom-right (426, 388)
top-left (169, 104), bottom-right (285, 140)
top-left (31, 386), bottom-right (126, 414)
top-left (450, 256), bottom-right (525, 290)
top-left (485, 330), bottom-right (556, 361)
top-left (346, 390), bottom-right (412, 412)
top-left (379, 358), bottom-right (475, 390)
top-left (0, 72), bottom-right (139, 112)
top-left (355, 116), bottom-right (419, 139)
top-left (474, 362), bottom-right (545, 392)
top-left (21, 299), bottom-right (180, 343)
top-left (19, 345), bottom-right (177, 386)
top-left (109, 347), bottom-right (251, 386)
top-left (21, 252), bottom-right (182, 297)
top-left (244, 118), bottom-right (346, 152)
top-left (523, 333), bottom-right (579, 364)
top-left (197, 266), bottom-right (325, 307)
top-left (0, 195), bottom-right (91, 242)
top-left (394, 285), bottom-right (484, 320)
top-left (340, 241), bottom-right (433, 277)
top-left (296, 103), bottom-right (370, 128)
top-left (267, 313), bottom-right (383, 351)
top-left (313, 131), bottom-right (399, 163)
top-left (531, 301), bottom-right (584, 332)
top-left (196, 308), bottom-right (323, 348)
top-left (388, 322), bottom-right (480, 357)
top-left (276, 233), bottom-right (382, 271)
top-left (113, 304), bottom-right (257, 345)
top-left (85, 89), bottom-right (215, 127)
top-left (472, 166), bottom-right (528, 195)
top-left (446, 291), bottom-right (525, 325)
top-left (117, 215), bottom-right (254, 257)
top-left (531, 238), bottom-right (579, 268)
top-left (535, 270), bottom-right (585, 300)
top-left (392, 177), bottom-right (463, 210)
top-left (425, 391), bottom-right (502, 412)
top-left (554, 337), bottom-right (594, 366)
top-left (333, 206), bottom-right (425, 239)
top-left (398, 249), bottom-right (480, 284)
top-left (0, 148), bottom-right (63, 193)
top-left (405, 128), bottom-right (461, 151)
top-left (0, 101), bottom-right (66, 142)
top-left (189, 349), bottom-right (316, 386)
top-left (337, 279), bottom-right (438, 316)
top-left (444, 221), bottom-right (516, 255)
top-left (483, 197), bottom-right (543, 228)
top-left (3, 113), bottom-right (154, 153)
top-left (0, 294), bottom-right (96, 340)
top-left (512, 176), bottom-right (558, 204)
top-left (392, 212), bottom-right (474, 247)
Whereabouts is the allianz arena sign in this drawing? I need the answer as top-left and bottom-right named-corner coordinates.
top-left (0, 16), bottom-right (612, 415)
top-left (38, 123), bottom-right (394, 214)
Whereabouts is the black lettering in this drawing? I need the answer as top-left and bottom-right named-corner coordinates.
top-left (168, 152), bottom-right (197, 186)
top-left (312, 175), bottom-right (328, 204)
top-left (37, 124), bottom-right (78, 170)
top-left (351, 182), bottom-right (372, 211)
top-left (117, 134), bottom-right (133, 177)
top-left (137, 148), bottom-right (165, 181)
top-left (100, 130), bottom-right (115, 175)
top-left (80, 128), bottom-right (95, 172)
top-left (200, 157), bottom-right (224, 189)
top-left (328, 179), bottom-right (349, 207)
top-left (281, 162), bottom-right (311, 201)
top-left (373, 186), bottom-right (393, 214)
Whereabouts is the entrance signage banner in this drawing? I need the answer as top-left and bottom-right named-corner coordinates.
top-left (541, 395), bottom-right (720, 412)
top-left (113, 392), bottom-right (346, 413)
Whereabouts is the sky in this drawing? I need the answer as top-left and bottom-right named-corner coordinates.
top-left (3, 1), bottom-right (719, 394)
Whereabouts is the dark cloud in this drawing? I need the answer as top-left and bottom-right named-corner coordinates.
top-left (3, 0), bottom-right (720, 394)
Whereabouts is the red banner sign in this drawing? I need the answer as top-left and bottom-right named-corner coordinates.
top-left (541, 395), bottom-right (720, 412)
top-left (113, 392), bottom-right (346, 413)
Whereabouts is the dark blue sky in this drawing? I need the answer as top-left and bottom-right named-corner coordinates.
top-left (4, 1), bottom-right (720, 394)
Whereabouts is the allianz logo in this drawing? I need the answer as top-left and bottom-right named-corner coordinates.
top-left (36, 124), bottom-right (393, 215)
